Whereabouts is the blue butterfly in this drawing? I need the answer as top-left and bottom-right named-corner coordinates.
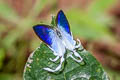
top-left (33, 10), bottom-right (83, 72)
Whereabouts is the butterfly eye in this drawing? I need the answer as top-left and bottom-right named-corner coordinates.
top-left (56, 30), bottom-right (62, 39)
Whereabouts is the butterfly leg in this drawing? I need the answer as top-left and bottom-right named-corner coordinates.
top-left (73, 51), bottom-right (83, 62)
top-left (69, 51), bottom-right (83, 63)
top-left (47, 49), bottom-right (60, 62)
top-left (75, 38), bottom-right (84, 51)
top-left (50, 56), bottom-right (60, 62)
top-left (43, 56), bottom-right (64, 72)
top-left (69, 53), bottom-right (81, 63)
top-left (75, 38), bottom-right (81, 48)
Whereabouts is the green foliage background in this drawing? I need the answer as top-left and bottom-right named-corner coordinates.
top-left (0, 0), bottom-right (120, 80)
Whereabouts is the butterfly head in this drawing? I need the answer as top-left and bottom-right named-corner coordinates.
top-left (55, 29), bottom-right (62, 39)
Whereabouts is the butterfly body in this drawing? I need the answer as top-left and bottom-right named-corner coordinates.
top-left (33, 10), bottom-right (83, 72)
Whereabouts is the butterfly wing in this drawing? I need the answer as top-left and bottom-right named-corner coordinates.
top-left (33, 25), bottom-right (54, 46)
top-left (56, 10), bottom-right (71, 35)
top-left (56, 10), bottom-right (76, 46)
top-left (33, 25), bottom-right (65, 55)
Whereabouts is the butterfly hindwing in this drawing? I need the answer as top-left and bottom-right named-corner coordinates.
top-left (56, 10), bottom-right (71, 36)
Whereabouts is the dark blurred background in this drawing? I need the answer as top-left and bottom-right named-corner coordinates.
top-left (0, 0), bottom-right (120, 80)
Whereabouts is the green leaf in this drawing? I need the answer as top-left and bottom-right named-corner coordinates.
top-left (50, 15), bottom-right (56, 27)
top-left (23, 43), bottom-right (109, 80)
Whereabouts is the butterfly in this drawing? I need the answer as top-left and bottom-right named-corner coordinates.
top-left (33, 10), bottom-right (83, 72)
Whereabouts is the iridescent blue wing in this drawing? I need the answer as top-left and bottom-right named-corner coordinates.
top-left (33, 25), bottom-right (65, 54)
top-left (33, 25), bottom-right (54, 46)
top-left (56, 10), bottom-right (76, 45)
top-left (56, 10), bottom-right (71, 35)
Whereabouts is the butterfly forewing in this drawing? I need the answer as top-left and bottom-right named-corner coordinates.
top-left (56, 10), bottom-right (76, 46)
top-left (33, 25), bottom-right (54, 46)
top-left (56, 10), bottom-right (71, 35)
top-left (33, 25), bottom-right (65, 55)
